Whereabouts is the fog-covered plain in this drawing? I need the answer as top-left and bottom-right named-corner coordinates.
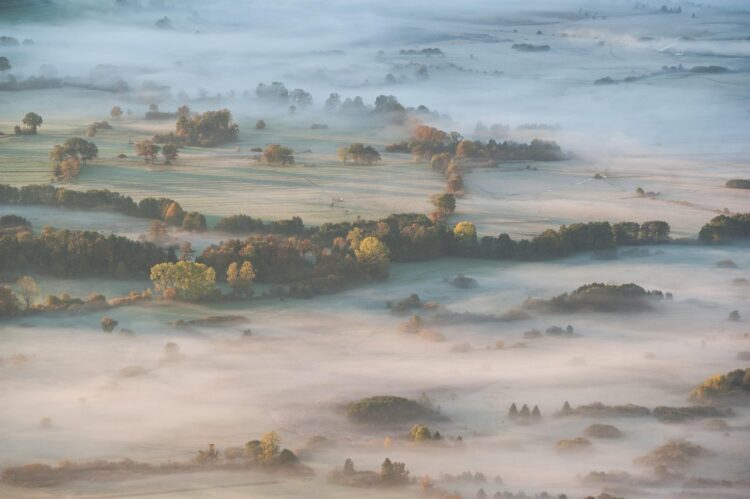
top-left (1, 0), bottom-right (749, 498)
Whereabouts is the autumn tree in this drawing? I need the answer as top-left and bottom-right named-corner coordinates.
top-left (149, 261), bottom-right (216, 301)
top-left (226, 261), bottom-right (256, 296)
top-left (260, 431), bottom-right (280, 462)
top-left (16, 276), bottom-right (38, 310)
top-left (262, 144), bottom-right (295, 165)
top-left (110, 106), bottom-right (123, 119)
top-left (354, 236), bottom-right (390, 279)
top-left (59, 157), bottom-right (81, 182)
top-left (135, 139), bottom-right (160, 163)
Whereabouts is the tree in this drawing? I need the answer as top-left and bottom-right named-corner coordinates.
top-left (0, 56), bottom-right (10, 71)
top-left (161, 143), bottom-right (179, 164)
top-left (324, 93), bottom-right (341, 112)
top-left (0, 286), bottom-right (21, 318)
top-left (176, 105), bottom-right (190, 118)
top-left (149, 261), bottom-right (216, 301)
top-left (354, 236), bottom-right (390, 278)
top-left (59, 157), bottom-right (81, 182)
top-left (148, 220), bottom-right (167, 242)
top-left (135, 139), bottom-right (160, 163)
top-left (410, 424), bottom-right (432, 441)
top-left (181, 212), bottom-right (206, 231)
top-left (21, 112), bottom-right (43, 134)
top-left (49, 138), bottom-right (98, 176)
top-left (101, 316), bottom-right (118, 332)
top-left (260, 431), bottom-right (280, 462)
top-left (262, 144), bottom-right (295, 165)
top-left (453, 221), bottom-right (477, 241)
top-left (16, 276), bottom-right (38, 310)
top-left (179, 242), bottom-right (194, 261)
top-left (255, 119), bottom-right (266, 130)
top-left (227, 261), bottom-right (255, 296)
top-left (431, 193), bottom-right (456, 216)
top-left (110, 106), bottom-right (123, 119)
top-left (337, 143), bottom-right (381, 164)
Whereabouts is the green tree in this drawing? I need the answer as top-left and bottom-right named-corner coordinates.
top-left (431, 193), bottom-right (456, 216)
top-left (101, 316), bottom-right (118, 332)
top-left (149, 261), bottom-right (216, 301)
top-left (162, 143), bottom-right (179, 164)
top-left (0, 56), bottom-right (10, 71)
top-left (0, 286), bottom-right (21, 318)
top-left (21, 112), bottom-right (43, 134)
top-left (15, 276), bottom-right (38, 310)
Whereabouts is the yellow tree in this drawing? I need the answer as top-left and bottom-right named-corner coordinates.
top-left (16, 276), bottom-right (38, 310)
top-left (354, 236), bottom-right (390, 279)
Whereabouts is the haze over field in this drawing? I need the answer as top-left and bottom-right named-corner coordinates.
top-left (0, 1), bottom-right (749, 498)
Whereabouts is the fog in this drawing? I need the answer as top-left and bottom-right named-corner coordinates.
top-left (1, 1), bottom-right (749, 498)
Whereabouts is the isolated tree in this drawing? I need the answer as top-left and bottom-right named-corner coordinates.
top-left (149, 261), bottom-right (216, 301)
top-left (21, 112), bottom-right (43, 134)
top-left (262, 144), bottom-right (294, 165)
top-left (110, 106), bottom-right (123, 119)
top-left (226, 261), bottom-right (256, 296)
top-left (0, 56), bottom-right (10, 71)
top-left (161, 143), bottom-right (179, 164)
top-left (337, 143), bottom-right (381, 164)
top-left (101, 316), bottom-right (118, 332)
top-left (50, 138), bottom-right (98, 176)
top-left (16, 276), bottom-right (38, 310)
top-left (135, 139), bottom-right (160, 163)
top-left (255, 119), bottom-right (266, 130)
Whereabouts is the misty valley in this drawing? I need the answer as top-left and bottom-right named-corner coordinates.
top-left (0, 1), bottom-right (749, 498)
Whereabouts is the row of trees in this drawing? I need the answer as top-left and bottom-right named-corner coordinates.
top-left (699, 213), bottom-right (750, 243)
top-left (0, 225), bottom-right (173, 278)
top-left (386, 124), bottom-right (565, 162)
top-left (0, 184), bottom-right (205, 232)
top-left (152, 109), bottom-right (238, 147)
top-left (135, 139), bottom-right (179, 164)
